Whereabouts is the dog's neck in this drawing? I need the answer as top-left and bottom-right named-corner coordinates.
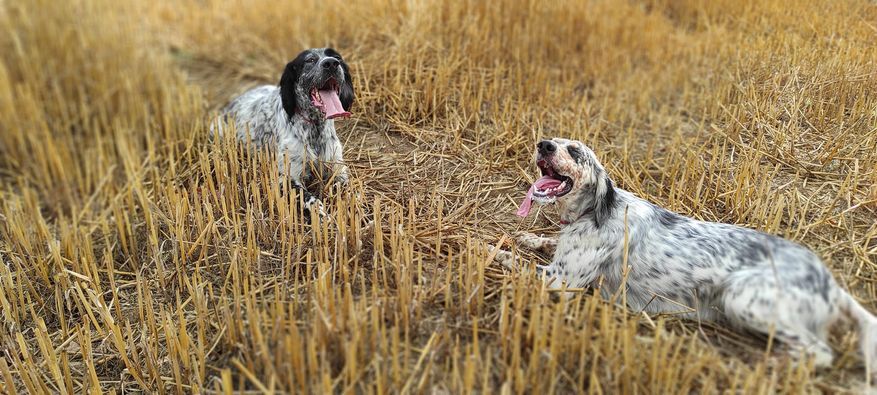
top-left (291, 111), bottom-right (336, 158)
top-left (294, 91), bottom-right (328, 126)
top-left (556, 190), bottom-right (596, 225)
top-left (559, 206), bottom-right (594, 225)
top-left (294, 108), bottom-right (326, 126)
top-left (556, 179), bottom-right (618, 227)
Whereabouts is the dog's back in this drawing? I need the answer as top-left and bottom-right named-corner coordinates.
top-left (212, 85), bottom-right (283, 146)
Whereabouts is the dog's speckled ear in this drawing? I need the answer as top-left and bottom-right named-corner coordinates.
top-left (593, 174), bottom-right (616, 227)
top-left (279, 54), bottom-right (306, 119)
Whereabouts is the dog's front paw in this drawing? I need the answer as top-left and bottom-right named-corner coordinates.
top-left (337, 174), bottom-right (349, 187)
top-left (304, 196), bottom-right (328, 220)
top-left (487, 244), bottom-right (516, 269)
top-left (515, 232), bottom-right (557, 253)
top-left (334, 166), bottom-right (350, 188)
top-left (515, 232), bottom-right (544, 249)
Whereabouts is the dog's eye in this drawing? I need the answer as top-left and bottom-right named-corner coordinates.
top-left (306, 58), bottom-right (316, 63)
top-left (567, 146), bottom-right (585, 163)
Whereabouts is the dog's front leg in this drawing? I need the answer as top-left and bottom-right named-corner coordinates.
top-left (325, 140), bottom-right (349, 188)
top-left (280, 175), bottom-right (326, 220)
top-left (487, 242), bottom-right (556, 280)
top-left (486, 244), bottom-right (517, 270)
top-left (515, 232), bottom-right (558, 255)
top-left (280, 155), bottom-right (327, 220)
top-left (486, 233), bottom-right (557, 268)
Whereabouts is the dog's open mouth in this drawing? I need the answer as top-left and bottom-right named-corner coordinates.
top-left (310, 79), bottom-right (351, 120)
top-left (516, 159), bottom-right (573, 217)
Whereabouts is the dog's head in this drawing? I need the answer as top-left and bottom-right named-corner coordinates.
top-left (279, 48), bottom-right (355, 121)
top-left (517, 138), bottom-right (616, 226)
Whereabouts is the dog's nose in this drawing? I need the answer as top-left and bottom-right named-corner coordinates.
top-left (537, 140), bottom-right (556, 156)
top-left (321, 58), bottom-right (340, 69)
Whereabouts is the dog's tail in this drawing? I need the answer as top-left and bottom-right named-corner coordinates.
top-left (841, 291), bottom-right (877, 377)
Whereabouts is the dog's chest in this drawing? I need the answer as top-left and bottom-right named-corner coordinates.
top-left (276, 120), bottom-right (336, 159)
top-left (553, 231), bottom-right (616, 286)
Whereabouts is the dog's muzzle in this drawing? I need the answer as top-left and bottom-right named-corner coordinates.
top-left (309, 63), bottom-right (349, 119)
top-left (516, 142), bottom-right (574, 217)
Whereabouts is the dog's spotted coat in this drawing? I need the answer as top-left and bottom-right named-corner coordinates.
top-left (494, 137), bottom-right (877, 371)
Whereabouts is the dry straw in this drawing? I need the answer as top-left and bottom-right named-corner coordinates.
top-left (1, 0), bottom-right (876, 392)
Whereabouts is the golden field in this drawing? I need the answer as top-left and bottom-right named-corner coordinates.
top-left (1, 0), bottom-right (876, 392)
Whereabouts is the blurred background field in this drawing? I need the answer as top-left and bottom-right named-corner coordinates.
top-left (1, 0), bottom-right (876, 392)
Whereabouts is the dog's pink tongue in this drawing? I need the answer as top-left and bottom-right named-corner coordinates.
top-left (317, 89), bottom-right (351, 119)
top-left (516, 176), bottom-right (562, 217)
top-left (516, 189), bottom-right (535, 217)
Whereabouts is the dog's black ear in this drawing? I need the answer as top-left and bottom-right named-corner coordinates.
top-left (593, 174), bottom-right (617, 227)
top-left (279, 53), bottom-right (306, 119)
top-left (338, 59), bottom-right (355, 111)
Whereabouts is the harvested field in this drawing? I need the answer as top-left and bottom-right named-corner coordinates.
top-left (1, 0), bottom-right (876, 392)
